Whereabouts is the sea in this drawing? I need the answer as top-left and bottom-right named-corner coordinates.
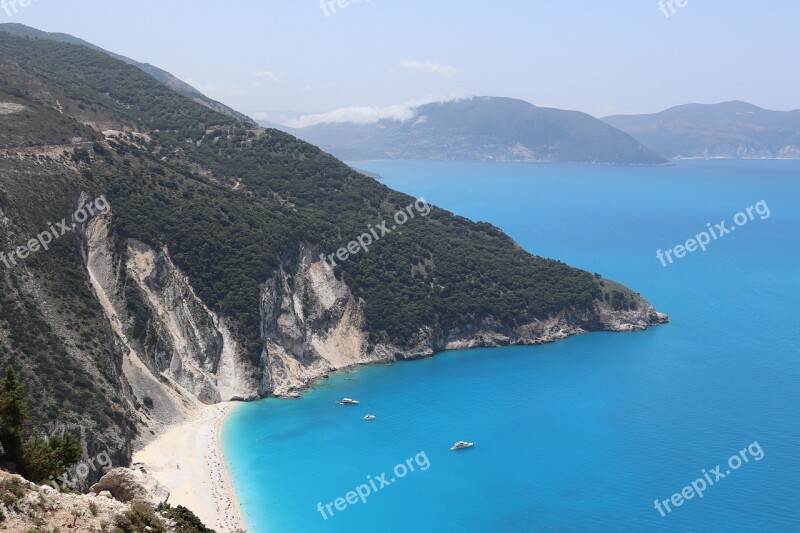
top-left (222, 160), bottom-right (800, 532)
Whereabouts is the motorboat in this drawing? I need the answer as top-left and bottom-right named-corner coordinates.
top-left (339, 398), bottom-right (359, 405)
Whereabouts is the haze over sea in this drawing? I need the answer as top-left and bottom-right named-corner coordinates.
top-left (223, 160), bottom-right (800, 532)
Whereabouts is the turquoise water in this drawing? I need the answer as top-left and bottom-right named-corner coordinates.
top-left (223, 160), bottom-right (800, 532)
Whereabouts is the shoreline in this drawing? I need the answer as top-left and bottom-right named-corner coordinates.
top-left (132, 402), bottom-right (244, 533)
top-left (125, 310), bottom-right (667, 531)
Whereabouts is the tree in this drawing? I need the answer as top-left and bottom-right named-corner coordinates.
top-left (20, 435), bottom-right (59, 482)
top-left (0, 367), bottom-right (26, 462)
top-left (20, 434), bottom-right (83, 484)
top-left (0, 367), bottom-right (82, 482)
top-left (0, 367), bottom-right (26, 428)
top-left (50, 434), bottom-right (82, 472)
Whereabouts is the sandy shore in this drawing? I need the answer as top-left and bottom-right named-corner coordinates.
top-left (132, 402), bottom-right (245, 533)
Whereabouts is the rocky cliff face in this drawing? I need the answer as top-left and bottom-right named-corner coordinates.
top-left (83, 212), bottom-right (260, 443)
top-left (258, 245), bottom-right (379, 396)
top-left (255, 245), bottom-right (667, 396)
top-left (124, 240), bottom-right (260, 403)
top-left (80, 206), bottom-right (666, 434)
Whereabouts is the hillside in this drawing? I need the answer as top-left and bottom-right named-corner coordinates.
top-left (0, 28), bottom-right (666, 492)
top-left (274, 97), bottom-right (669, 165)
top-left (0, 23), bottom-right (255, 126)
top-left (604, 101), bottom-right (800, 159)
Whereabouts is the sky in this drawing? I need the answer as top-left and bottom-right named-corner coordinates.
top-left (3, 0), bottom-right (799, 121)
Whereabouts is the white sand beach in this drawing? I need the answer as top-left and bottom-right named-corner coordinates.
top-left (132, 402), bottom-right (244, 533)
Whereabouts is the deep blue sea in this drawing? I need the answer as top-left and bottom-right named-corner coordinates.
top-left (223, 160), bottom-right (800, 532)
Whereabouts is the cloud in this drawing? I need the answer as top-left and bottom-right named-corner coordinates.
top-left (287, 104), bottom-right (418, 128)
top-left (285, 95), bottom-right (471, 128)
top-left (300, 83), bottom-right (334, 92)
top-left (248, 110), bottom-right (316, 124)
top-left (252, 70), bottom-right (282, 83)
top-left (399, 59), bottom-right (462, 77)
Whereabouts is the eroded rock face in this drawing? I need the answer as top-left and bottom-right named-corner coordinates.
top-left (125, 239), bottom-right (260, 403)
top-left (0, 470), bottom-right (130, 532)
top-left (90, 467), bottom-right (170, 507)
top-left (258, 245), bottom-right (384, 396)
top-left (256, 244), bottom-right (669, 396)
top-left (84, 204), bottom-right (667, 414)
top-left (84, 213), bottom-right (260, 442)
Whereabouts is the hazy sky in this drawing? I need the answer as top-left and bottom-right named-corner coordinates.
top-left (5, 0), bottom-right (799, 119)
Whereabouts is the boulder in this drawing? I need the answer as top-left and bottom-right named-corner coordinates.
top-left (90, 468), bottom-right (169, 507)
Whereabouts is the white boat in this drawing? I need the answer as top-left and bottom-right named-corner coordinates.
top-left (450, 441), bottom-right (475, 451)
top-left (363, 414), bottom-right (376, 421)
top-left (339, 398), bottom-right (359, 405)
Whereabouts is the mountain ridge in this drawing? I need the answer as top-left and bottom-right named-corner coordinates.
top-left (604, 101), bottom-right (800, 159)
top-left (272, 96), bottom-right (669, 165)
top-left (0, 22), bottom-right (256, 127)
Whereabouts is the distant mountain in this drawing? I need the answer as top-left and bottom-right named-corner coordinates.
top-left (0, 23), bottom-right (256, 126)
top-left (271, 97), bottom-right (668, 165)
top-left (603, 101), bottom-right (800, 159)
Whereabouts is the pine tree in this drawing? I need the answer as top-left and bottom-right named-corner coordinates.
top-left (0, 366), bottom-right (26, 462)
top-left (0, 367), bottom-right (84, 482)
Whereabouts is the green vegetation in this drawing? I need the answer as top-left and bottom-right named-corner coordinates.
top-left (0, 30), bottom-right (608, 360)
top-left (0, 31), bottom-right (648, 465)
top-left (0, 367), bottom-right (82, 483)
top-left (281, 96), bottom-right (668, 164)
top-left (598, 279), bottom-right (640, 311)
top-left (0, 33), bottom-right (235, 134)
top-left (159, 504), bottom-right (216, 533)
top-left (0, 477), bottom-right (25, 522)
top-left (112, 502), bottom-right (167, 533)
top-left (0, 31), bottom-right (605, 351)
top-left (101, 125), bottom-right (600, 349)
top-left (20, 433), bottom-right (82, 484)
top-left (0, 366), bottom-right (27, 467)
top-left (0, 155), bottom-right (136, 445)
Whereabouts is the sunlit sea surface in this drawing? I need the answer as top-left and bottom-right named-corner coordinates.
top-left (224, 160), bottom-right (800, 532)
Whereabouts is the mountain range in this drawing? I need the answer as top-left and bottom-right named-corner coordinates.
top-left (604, 101), bottom-right (800, 159)
top-left (272, 97), bottom-right (669, 165)
top-left (0, 23), bottom-right (255, 126)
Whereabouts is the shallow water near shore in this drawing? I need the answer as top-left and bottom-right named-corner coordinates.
top-left (223, 160), bottom-right (800, 532)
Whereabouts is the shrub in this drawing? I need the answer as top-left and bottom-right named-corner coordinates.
top-left (112, 503), bottom-right (166, 533)
top-left (159, 504), bottom-right (215, 533)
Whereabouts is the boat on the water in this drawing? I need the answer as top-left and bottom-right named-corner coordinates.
top-left (363, 414), bottom-right (376, 421)
top-left (450, 441), bottom-right (475, 451)
top-left (339, 398), bottom-right (359, 405)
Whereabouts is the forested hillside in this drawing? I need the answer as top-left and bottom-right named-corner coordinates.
top-left (0, 32), bottom-right (664, 465)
